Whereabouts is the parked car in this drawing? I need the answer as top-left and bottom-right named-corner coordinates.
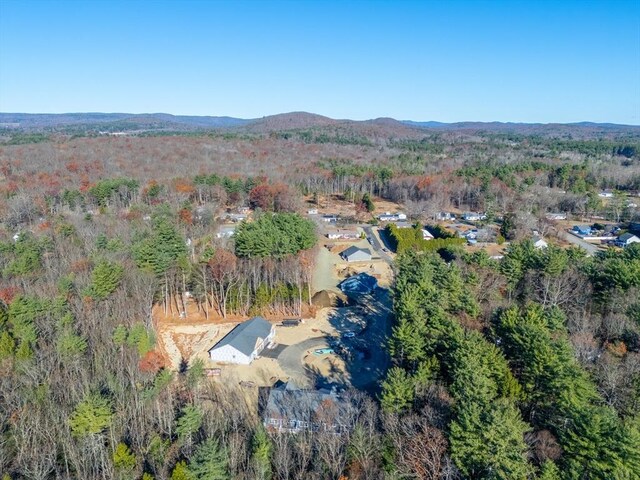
top-left (313, 348), bottom-right (334, 355)
top-left (342, 332), bottom-right (356, 339)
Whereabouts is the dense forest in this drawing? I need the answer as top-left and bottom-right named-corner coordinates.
top-left (1, 125), bottom-right (640, 479)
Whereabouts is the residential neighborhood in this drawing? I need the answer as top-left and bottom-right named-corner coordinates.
top-left (3, 1), bottom-right (640, 478)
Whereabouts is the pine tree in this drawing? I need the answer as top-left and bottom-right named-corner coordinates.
top-left (449, 401), bottom-right (531, 480)
top-left (69, 393), bottom-right (113, 437)
top-left (189, 438), bottom-right (229, 480)
top-left (56, 330), bottom-right (87, 359)
top-left (0, 331), bottom-right (16, 359)
top-left (537, 461), bottom-right (561, 480)
top-left (171, 461), bottom-right (192, 480)
top-left (113, 442), bottom-right (137, 478)
top-left (381, 367), bottom-right (415, 413)
top-left (175, 405), bottom-right (203, 442)
top-left (251, 427), bottom-right (272, 479)
top-left (88, 260), bottom-right (124, 300)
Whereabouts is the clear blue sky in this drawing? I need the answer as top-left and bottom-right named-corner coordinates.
top-left (1, 0), bottom-right (638, 123)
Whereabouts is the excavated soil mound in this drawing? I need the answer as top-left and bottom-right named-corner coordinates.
top-left (311, 289), bottom-right (348, 308)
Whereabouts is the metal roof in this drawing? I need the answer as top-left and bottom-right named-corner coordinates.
top-left (341, 246), bottom-right (371, 259)
top-left (210, 316), bottom-right (272, 356)
top-left (619, 232), bottom-right (639, 242)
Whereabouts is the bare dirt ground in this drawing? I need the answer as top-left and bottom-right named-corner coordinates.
top-left (156, 292), bottom-right (391, 395)
top-left (303, 194), bottom-right (404, 222)
top-left (190, 307), bottom-right (348, 387)
top-left (313, 237), bottom-right (393, 294)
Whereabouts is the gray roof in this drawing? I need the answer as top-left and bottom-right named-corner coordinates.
top-left (619, 233), bottom-right (639, 242)
top-left (264, 382), bottom-right (351, 429)
top-left (210, 317), bottom-right (272, 356)
top-left (341, 246), bottom-right (371, 259)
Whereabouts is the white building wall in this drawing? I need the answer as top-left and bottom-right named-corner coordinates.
top-left (209, 345), bottom-right (252, 365)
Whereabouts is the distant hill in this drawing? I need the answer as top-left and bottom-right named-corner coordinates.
top-left (1, 111), bottom-right (638, 139)
top-left (243, 112), bottom-right (338, 132)
top-left (0, 112), bottom-right (251, 130)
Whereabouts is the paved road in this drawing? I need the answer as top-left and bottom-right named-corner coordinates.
top-left (558, 230), bottom-right (600, 256)
top-left (363, 226), bottom-right (393, 264)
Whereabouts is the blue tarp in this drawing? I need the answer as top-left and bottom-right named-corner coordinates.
top-left (339, 273), bottom-right (378, 295)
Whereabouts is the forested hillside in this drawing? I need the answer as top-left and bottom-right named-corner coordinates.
top-left (1, 125), bottom-right (640, 479)
top-left (383, 244), bottom-right (640, 478)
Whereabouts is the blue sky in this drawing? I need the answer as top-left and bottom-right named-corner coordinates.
top-left (0, 0), bottom-right (638, 123)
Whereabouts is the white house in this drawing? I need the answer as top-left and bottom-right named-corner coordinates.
top-left (546, 212), bottom-right (567, 221)
top-left (341, 246), bottom-right (372, 262)
top-left (321, 214), bottom-right (339, 223)
top-left (307, 208), bottom-right (319, 215)
top-left (462, 212), bottom-right (487, 222)
top-left (208, 317), bottom-right (275, 365)
top-left (326, 228), bottom-right (360, 240)
top-left (436, 212), bottom-right (456, 221)
top-left (615, 233), bottom-right (640, 248)
top-left (378, 212), bottom-right (407, 222)
top-left (598, 190), bottom-right (614, 198)
top-left (422, 228), bottom-right (434, 240)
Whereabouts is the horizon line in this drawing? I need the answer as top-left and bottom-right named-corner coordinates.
top-left (1, 111), bottom-right (639, 127)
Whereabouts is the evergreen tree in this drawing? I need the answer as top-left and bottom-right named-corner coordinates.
top-left (68, 393), bottom-right (113, 437)
top-left (175, 405), bottom-right (203, 442)
top-left (87, 260), bottom-right (124, 300)
top-left (56, 330), bottom-right (87, 359)
top-left (189, 438), bottom-right (229, 480)
top-left (0, 331), bottom-right (15, 360)
top-left (113, 442), bottom-right (137, 478)
top-left (449, 401), bottom-right (531, 480)
top-left (381, 367), bottom-right (415, 413)
top-left (171, 461), bottom-right (192, 480)
top-left (234, 212), bottom-right (316, 258)
top-left (251, 427), bottom-right (272, 479)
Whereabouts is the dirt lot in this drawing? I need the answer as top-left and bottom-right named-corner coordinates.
top-left (156, 290), bottom-right (391, 395)
top-left (188, 305), bottom-right (361, 387)
top-left (314, 237), bottom-right (393, 292)
top-left (303, 194), bottom-right (404, 222)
